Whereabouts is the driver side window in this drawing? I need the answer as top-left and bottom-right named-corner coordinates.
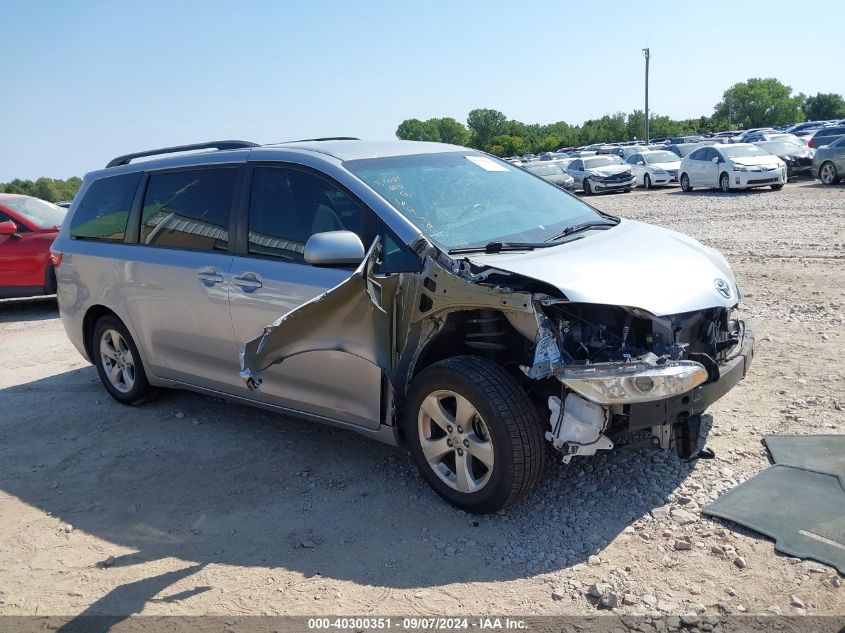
top-left (0, 211), bottom-right (30, 232)
top-left (247, 167), bottom-right (359, 263)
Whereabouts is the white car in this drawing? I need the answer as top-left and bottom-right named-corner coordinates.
top-left (679, 143), bottom-right (786, 193)
top-left (625, 150), bottom-right (682, 188)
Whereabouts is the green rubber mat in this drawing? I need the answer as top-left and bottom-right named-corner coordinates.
top-left (764, 434), bottom-right (845, 489)
top-left (703, 464), bottom-right (845, 573)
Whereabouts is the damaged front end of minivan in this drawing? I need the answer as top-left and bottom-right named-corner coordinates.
top-left (239, 227), bottom-right (754, 465)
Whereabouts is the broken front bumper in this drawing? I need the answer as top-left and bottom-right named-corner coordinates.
top-left (691, 322), bottom-right (755, 414)
top-left (627, 322), bottom-right (755, 430)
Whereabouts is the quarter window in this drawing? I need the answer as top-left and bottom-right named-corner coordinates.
top-left (70, 173), bottom-right (140, 241)
top-left (140, 168), bottom-right (237, 251)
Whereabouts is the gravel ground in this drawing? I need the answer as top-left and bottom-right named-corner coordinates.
top-left (0, 180), bottom-right (843, 620)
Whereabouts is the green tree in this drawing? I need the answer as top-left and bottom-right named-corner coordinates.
top-left (713, 78), bottom-right (804, 128)
top-left (466, 108), bottom-right (507, 149)
top-left (802, 93), bottom-right (845, 121)
top-left (395, 118), bottom-right (441, 142)
top-left (431, 117), bottom-right (471, 146)
top-left (485, 134), bottom-right (526, 157)
top-left (0, 176), bottom-right (82, 202)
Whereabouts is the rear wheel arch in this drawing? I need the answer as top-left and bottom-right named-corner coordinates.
top-left (82, 305), bottom-right (121, 363)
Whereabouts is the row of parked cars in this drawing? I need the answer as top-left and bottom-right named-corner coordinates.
top-left (508, 123), bottom-right (845, 194)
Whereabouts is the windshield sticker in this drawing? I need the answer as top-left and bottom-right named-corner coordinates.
top-left (465, 156), bottom-right (510, 172)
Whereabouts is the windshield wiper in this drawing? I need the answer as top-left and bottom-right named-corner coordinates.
top-left (448, 240), bottom-right (572, 255)
top-left (544, 220), bottom-right (617, 242)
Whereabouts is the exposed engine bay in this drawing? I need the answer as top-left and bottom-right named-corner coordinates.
top-left (526, 301), bottom-right (752, 463)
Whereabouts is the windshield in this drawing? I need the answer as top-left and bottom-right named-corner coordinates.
top-left (719, 145), bottom-right (771, 159)
top-left (2, 196), bottom-right (66, 228)
top-left (644, 151), bottom-right (678, 164)
top-left (345, 152), bottom-right (609, 250)
top-left (583, 157), bottom-right (620, 169)
top-left (526, 163), bottom-right (565, 176)
top-left (758, 141), bottom-right (804, 155)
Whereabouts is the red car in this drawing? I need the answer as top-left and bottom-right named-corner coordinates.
top-left (0, 194), bottom-right (67, 298)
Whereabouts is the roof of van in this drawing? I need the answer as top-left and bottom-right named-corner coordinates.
top-left (102, 139), bottom-right (472, 173)
top-left (263, 139), bottom-right (468, 161)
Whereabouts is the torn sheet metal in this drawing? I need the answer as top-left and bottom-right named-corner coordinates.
top-left (239, 237), bottom-right (547, 410)
top-left (239, 238), bottom-right (395, 391)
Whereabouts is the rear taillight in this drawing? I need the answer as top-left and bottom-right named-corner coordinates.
top-left (50, 250), bottom-right (63, 267)
top-left (808, 140), bottom-right (814, 148)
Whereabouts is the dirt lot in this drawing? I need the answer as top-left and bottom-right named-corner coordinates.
top-left (0, 181), bottom-right (843, 620)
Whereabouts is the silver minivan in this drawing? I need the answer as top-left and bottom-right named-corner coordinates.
top-left (53, 139), bottom-right (754, 513)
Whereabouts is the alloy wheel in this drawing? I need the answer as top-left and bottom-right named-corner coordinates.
top-left (821, 163), bottom-right (837, 185)
top-left (417, 390), bottom-right (494, 494)
top-left (99, 329), bottom-right (136, 393)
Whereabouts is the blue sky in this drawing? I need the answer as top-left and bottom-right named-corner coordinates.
top-left (2, 0), bottom-right (842, 181)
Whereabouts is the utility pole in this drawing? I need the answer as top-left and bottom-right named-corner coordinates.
top-left (642, 48), bottom-right (650, 143)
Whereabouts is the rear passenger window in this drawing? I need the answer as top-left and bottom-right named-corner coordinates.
top-left (70, 173), bottom-right (140, 241)
top-left (247, 167), bottom-right (361, 263)
top-left (140, 168), bottom-right (236, 251)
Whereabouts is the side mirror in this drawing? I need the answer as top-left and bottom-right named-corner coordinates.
top-left (637, 160), bottom-right (645, 165)
top-left (0, 220), bottom-right (19, 236)
top-left (304, 230), bottom-right (365, 266)
top-left (711, 157), bottom-right (720, 163)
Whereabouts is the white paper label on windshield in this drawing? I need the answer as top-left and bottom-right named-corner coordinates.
top-left (465, 155), bottom-right (510, 172)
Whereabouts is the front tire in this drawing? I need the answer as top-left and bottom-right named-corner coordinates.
top-left (404, 356), bottom-right (544, 514)
top-left (771, 184), bottom-right (784, 190)
top-left (583, 179), bottom-right (593, 195)
top-left (719, 172), bottom-right (731, 192)
top-left (92, 315), bottom-right (153, 405)
top-left (680, 173), bottom-right (693, 192)
top-left (820, 161), bottom-right (840, 185)
top-left (643, 174), bottom-right (652, 189)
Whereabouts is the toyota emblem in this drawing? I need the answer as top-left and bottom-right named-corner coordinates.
top-left (714, 278), bottom-right (732, 299)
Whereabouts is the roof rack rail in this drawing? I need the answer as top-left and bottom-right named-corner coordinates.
top-left (106, 140), bottom-right (259, 168)
top-left (286, 136), bottom-right (360, 143)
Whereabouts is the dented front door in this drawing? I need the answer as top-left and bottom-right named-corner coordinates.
top-left (231, 241), bottom-right (392, 430)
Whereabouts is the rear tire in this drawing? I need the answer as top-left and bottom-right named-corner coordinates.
top-left (583, 179), bottom-right (593, 195)
top-left (404, 356), bottom-right (545, 514)
top-left (719, 172), bottom-right (731, 192)
top-left (43, 265), bottom-right (56, 295)
top-left (92, 315), bottom-right (153, 405)
top-left (820, 161), bottom-right (840, 185)
top-left (680, 173), bottom-right (692, 192)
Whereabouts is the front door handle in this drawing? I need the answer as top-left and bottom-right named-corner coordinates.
top-left (197, 267), bottom-right (224, 285)
top-left (233, 273), bottom-right (263, 291)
